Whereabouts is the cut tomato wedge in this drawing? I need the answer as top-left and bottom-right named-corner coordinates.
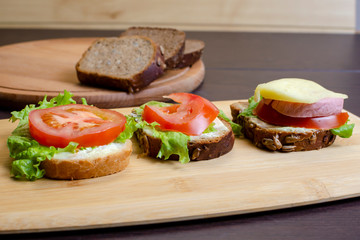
top-left (142, 93), bottom-right (219, 136)
top-left (29, 104), bottom-right (126, 148)
top-left (254, 99), bottom-right (349, 129)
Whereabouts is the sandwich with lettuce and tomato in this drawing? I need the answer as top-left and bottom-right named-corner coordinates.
top-left (7, 91), bottom-right (132, 180)
top-left (127, 92), bottom-right (240, 163)
top-left (230, 78), bottom-right (355, 152)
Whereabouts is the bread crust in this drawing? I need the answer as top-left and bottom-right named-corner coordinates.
top-left (75, 36), bottom-right (165, 93)
top-left (175, 39), bottom-right (205, 69)
top-left (40, 140), bottom-right (132, 180)
top-left (230, 101), bottom-right (336, 152)
top-left (135, 118), bottom-right (235, 161)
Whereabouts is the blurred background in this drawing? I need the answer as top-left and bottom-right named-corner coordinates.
top-left (0, 0), bottom-right (358, 33)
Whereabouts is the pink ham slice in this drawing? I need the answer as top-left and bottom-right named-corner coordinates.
top-left (263, 98), bottom-right (344, 118)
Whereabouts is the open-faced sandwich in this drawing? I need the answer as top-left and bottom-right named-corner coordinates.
top-left (7, 91), bottom-right (132, 180)
top-left (126, 93), bottom-right (240, 163)
top-left (231, 78), bottom-right (355, 152)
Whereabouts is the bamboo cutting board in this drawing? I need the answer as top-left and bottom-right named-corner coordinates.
top-left (0, 38), bottom-right (204, 109)
top-left (0, 100), bottom-right (360, 234)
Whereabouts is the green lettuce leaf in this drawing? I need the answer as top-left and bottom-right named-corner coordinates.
top-left (8, 135), bottom-right (55, 180)
top-left (202, 122), bottom-right (216, 134)
top-left (218, 110), bottom-right (242, 136)
top-left (153, 129), bottom-right (190, 164)
top-left (238, 96), bottom-right (259, 117)
top-left (115, 115), bottom-right (142, 143)
top-left (331, 120), bottom-right (355, 138)
top-left (11, 160), bottom-right (44, 181)
top-left (7, 134), bottom-right (79, 180)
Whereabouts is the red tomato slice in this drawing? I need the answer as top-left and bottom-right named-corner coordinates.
top-left (142, 93), bottom-right (219, 136)
top-left (254, 99), bottom-right (349, 129)
top-left (28, 104), bottom-right (126, 148)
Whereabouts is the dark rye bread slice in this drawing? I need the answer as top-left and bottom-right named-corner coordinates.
top-left (135, 118), bottom-right (235, 161)
top-left (230, 101), bottom-right (336, 152)
top-left (121, 27), bottom-right (186, 69)
top-left (76, 36), bottom-right (166, 93)
top-left (175, 39), bottom-right (205, 69)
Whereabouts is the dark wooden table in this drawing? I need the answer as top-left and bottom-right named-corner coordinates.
top-left (1, 29), bottom-right (360, 240)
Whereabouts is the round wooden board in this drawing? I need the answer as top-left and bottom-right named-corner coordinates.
top-left (0, 38), bottom-right (205, 109)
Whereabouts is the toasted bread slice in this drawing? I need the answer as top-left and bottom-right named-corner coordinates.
top-left (135, 117), bottom-right (235, 161)
top-left (121, 27), bottom-right (186, 69)
top-left (175, 39), bottom-right (205, 69)
top-left (230, 101), bottom-right (336, 152)
top-left (76, 36), bottom-right (165, 93)
top-left (40, 140), bottom-right (132, 180)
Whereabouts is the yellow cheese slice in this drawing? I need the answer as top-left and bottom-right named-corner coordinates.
top-left (254, 78), bottom-right (348, 103)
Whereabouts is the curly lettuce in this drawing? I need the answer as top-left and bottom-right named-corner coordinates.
top-left (330, 120), bottom-right (355, 138)
top-left (238, 96), bottom-right (259, 118)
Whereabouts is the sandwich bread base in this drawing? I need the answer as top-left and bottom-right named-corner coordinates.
top-left (230, 101), bottom-right (336, 152)
top-left (40, 140), bottom-right (132, 180)
top-left (135, 117), bottom-right (235, 161)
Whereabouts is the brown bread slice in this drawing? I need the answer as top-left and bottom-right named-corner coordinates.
top-left (135, 118), bottom-right (235, 161)
top-left (40, 140), bottom-right (132, 180)
top-left (76, 36), bottom-right (165, 93)
top-left (121, 27), bottom-right (186, 69)
top-left (175, 39), bottom-right (205, 68)
top-left (230, 101), bottom-right (336, 152)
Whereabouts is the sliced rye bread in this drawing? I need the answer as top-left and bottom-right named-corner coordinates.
top-left (121, 27), bottom-right (186, 69)
top-left (40, 140), bottom-right (132, 180)
top-left (230, 101), bottom-right (336, 152)
top-left (76, 36), bottom-right (166, 93)
top-left (175, 39), bottom-right (205, 68)
top-left (135, 118), bottom-right (235, 161)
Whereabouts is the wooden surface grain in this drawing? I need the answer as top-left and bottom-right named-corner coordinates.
top-left (1, 101), bottom-right (359, 234)
top-left (1, 29), bottom-right (360, 240)
top-left (0, 0), bottom-right (355, 33)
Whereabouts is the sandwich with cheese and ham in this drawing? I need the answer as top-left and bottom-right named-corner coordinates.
top-left (230, 78), bottom-right (354, 152)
